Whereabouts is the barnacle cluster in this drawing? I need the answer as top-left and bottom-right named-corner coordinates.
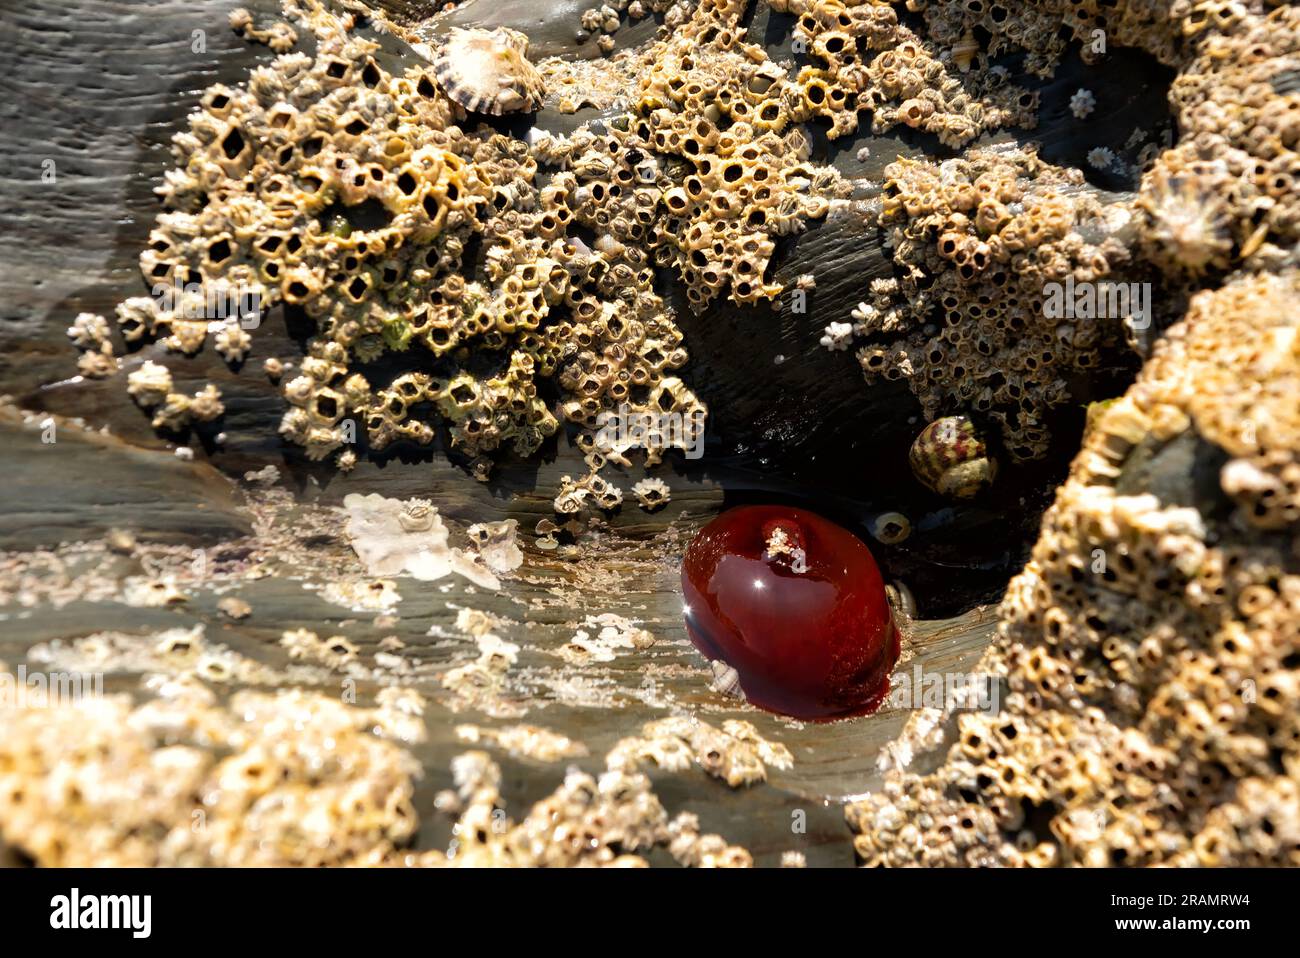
top-left (0, 669), bottom-right (424, 866)
top-left (857, 147), bottom-right (1136, 461)
top-left (35, 0), bottom-right (1300, 869)
top-left (454, 723), bottom-right (589, 762)
top-left (1, 603), bottom-right (790, 867)
top-left (229, 6), bottom-right (299, 53)
top-left (621, 0), bottom-right (1046, 310)
top-left (842, 7), bottom-right (1300, 865)
top-left (833, 0), bottom-right (1300, 464)
top-left (628, 0), bottom-right (841, 308)
top-left (105, 0), bottom-right (706, 502)
top-left (577, 0), bottom-right (671, 57)
top-left (422, 752), bottom-right (673, 866)
top-left (29, 626), bottom-right (280, 686)
top-left (1139, 4), bottom-right (1300, 278)
top-left (421, 722), bottom-right (786, 865)
top-left (767, 0), bottom-right (1039, 145)
top-left (556, 612), bottom-right (655, 664)
top-left (441, 621), bottom-right (523, 716)
top-left (849, 270), bottom-right (1300, 866)
top-left (84, 0), bottom-right (1300, 480)
top-left (279, 627), bottom-right (363, 669)
top-left (608, 717), bottom-right (795, 788)
top-left (126, 360), bottom-right (226, 433)
top-left (0, 660), bottom-right (762, 867)
top-left (93, 0), bottom-right (1184, 488)
top-left (898, 0), bottom-right (1188, 77)
top-left (66, 312), bottom-right (118, 379)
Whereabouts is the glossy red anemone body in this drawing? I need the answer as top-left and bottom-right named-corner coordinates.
top-left (681, 505), bottom-right (900, 721)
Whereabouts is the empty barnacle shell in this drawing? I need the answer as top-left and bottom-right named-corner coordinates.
top-left (217, 596), bottom-right (252, 620)
top-left (632, 477), bottom-right (671, 511)
top-left (433, 27), bottom-right (546, 116)
top-left (952, 32), bottom-right (978, 73)
top-left (868, 511), bottom-right (911, 545)
top-left (398, 498), bottom-right (437, 532)
top-left (633, 157), bottom-right (659, 184)
top-left (909, 415), bottom-right (998, 499)
top-left (466, 519), bottom-right (524, 574)
top-left (105, 528), bottom-right (137, 555)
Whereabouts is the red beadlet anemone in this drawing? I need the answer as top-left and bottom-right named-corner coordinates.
top-left (681, 505), bottom-right (901, 720)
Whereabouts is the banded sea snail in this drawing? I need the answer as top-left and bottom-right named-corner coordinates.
top-left (908, 415), bottom-right (998, 499)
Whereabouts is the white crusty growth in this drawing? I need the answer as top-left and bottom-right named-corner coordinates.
top-left (342, 493), bottom-right (500, 589)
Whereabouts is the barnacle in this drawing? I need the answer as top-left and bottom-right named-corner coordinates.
top-left (868, 511), bottom-right (912, 544)
top-left (126, 361), bottom-right (173, 409)
top-left (1069, 88), bottom-right (1096, 119)
top-left (465, 519), bottom-right (524, 574)
top-left (855, 146), bottom-right (1134, 462)
top-left (631, 476), bottom-right (671, 510)
top-left (951, 31), bottom-right (979, 73)
top-left (1086, 146), bottom-right (1116, 170)
top-left (66, 312), bottom-right (110, 350)
top-left (228, 7), bottom-right (298, 53)
top-left (608, 717), bottom-right (792, 788)
top-left (820, 321), bottom-right (855, 351)
top-left (213, 322), bottom-right (252, 364)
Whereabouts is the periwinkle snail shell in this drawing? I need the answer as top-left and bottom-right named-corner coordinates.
top-left (909, 415), bottom-right (998, 499)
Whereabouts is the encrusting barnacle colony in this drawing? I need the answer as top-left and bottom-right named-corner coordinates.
top-left (848, 146), bottom-right (1139, 463)
top-left (95, 0), bottom-right (1083, 503)
top-left (843, 0), bottom-right (1300, 866)
top-left (87, 0), bottom-right (1111, 495)
top-left (76, 0), bottom-right (1300, 493)
top-left (852, 269), bottom-right (1300, 867)
top-left (0, 652), bottom-right (782, 866)
top-left (100, 0), bottom-right (709, 510)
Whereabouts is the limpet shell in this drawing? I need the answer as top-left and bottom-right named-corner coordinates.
top-left (433, 27), bottom-right (545, 116)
